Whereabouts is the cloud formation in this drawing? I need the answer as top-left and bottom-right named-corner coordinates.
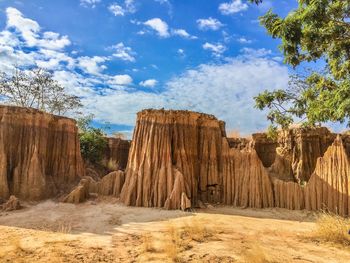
top-left (219, 0), bottom-right (249, 15)
top-left (144, 18), bottom-right (170, 37)
top-left (111, 42), bottom-right (136, 62)
top-left (0, 6), bottom-right (290, 136)
top-left (80, 0), bottom-right (101, 8)
top-left (197, 17), bottom-right (224, 31)
top-left (139, 79), bottom-right (158, 87)
top-left (203, 42), bottom-right (227, 56)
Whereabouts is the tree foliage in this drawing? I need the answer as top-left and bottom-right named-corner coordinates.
top-left (77, 114), bottom-right (108, 164)
top-left (0, 66), bottom-right (82, 115)
top-left (251, 0), bottom-right (350, 132)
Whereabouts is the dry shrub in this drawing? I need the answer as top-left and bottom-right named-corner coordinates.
top-left (182, 219), bottom-right (216, 242)
top-left (57, 221), bottom-right (72, 234)
top-left (313, 211), bottom-right (350, 246)
top-left (162, 219), bottom-right (217, 262)
top-left (142, 232), bottom-right (156, 253)
top-left (241, 244), bottom-right (273, 263)
top-left (106, 159), bottom-right (119, 171)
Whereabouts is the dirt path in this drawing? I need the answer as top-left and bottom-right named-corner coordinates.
top-left (0, 199), bottom-right (349, 262)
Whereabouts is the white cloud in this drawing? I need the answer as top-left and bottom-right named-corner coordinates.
top-left (125, 0), bottom-right (137, 13)
top-left (203, 42), bottom-right (227, 56)
top-left (139, 79), bottom-right (158, 87)
top-left (172, 29), bottom-right (197, 39)
top-left (108, 1), bottom-right (137, 16)
top-left (78, 56), bottom-right (108, 75)
top-left (83, 53), bottom-right (289, 134)
top-left (197, 17), bottom-right (224, 31)
top-left (0, 7), bottom-right (290, 136)
top-left (219, 0), bottom-right (248, 15)
top-left (80, 0), bottom-right (101, 8)
top-left (178, 49), bottom-right (185, 56)
top-left (237, 37), bottom-right (252, 44)
top-left (241, 47), bottom-right (272, 57)
top-left (144, 18), bottom-right (170, 37)
top-left (108, 4), bottom-right (125, 16)
top-left (6, 7), bottom-right (70, 50)
top-left (109, 74), bottom-right (133, 85)
top-left (111, 42), bottom-right (136, 62)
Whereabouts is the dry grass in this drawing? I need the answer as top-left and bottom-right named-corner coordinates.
top-left (313, 211), bottom-right (350, 246)
top-left (241, 243), bottom-right (274, 263)
top-left (181, 219), bottom-right (216, 242)
top-left (141, 232), bottom-right (156, 253)
top-left (161, 219), bottom-right (218, 262)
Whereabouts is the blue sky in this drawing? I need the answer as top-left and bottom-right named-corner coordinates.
top-left (0, 0), bottom-right (302, 137)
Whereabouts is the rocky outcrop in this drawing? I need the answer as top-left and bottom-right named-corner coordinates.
top-left (264, 128), bottom-right (335, 183)
top-left (103, 138), bottom-right (130, 171)
top-left (64, 171), bottom-right (125, 204)
top-left (305, 137), bottom-right (350, 216)
top-left (120, 110), bottom-right (275, 210)
top-left (89, 171), bottom-right (125, 197)
top-left (120, 109), bottom-right (350, 215)
top-left (63, 178), bottom-right (90, 204)
top-left (1, 195), bottom-right (21, 211)
top-left (0, 106), bottom-right (84, 200)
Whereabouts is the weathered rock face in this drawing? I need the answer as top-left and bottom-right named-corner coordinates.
top-left (120, 109), bottom-right (350, 215)
top-left (1, 195), bottom-right (21, 211)
top-left (120, 110), bottom-right (275, 209)
top-left (63, 171), bottom-right (125, 204)
top-left (259, 128), bottom-right (336, 183)
top-left (102, 138), bottom-right (130, 171)
top-left (120, 110), bottom-right (225, 209)
top-left (0, 105), bottom-right (84, 200)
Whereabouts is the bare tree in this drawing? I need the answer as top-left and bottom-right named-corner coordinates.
top-left (0, 66), bottom-right (82, 115)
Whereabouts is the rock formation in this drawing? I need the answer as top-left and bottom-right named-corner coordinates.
top-left (103, 138), bottom-right (130, 171)
top-left (63, 178), bottom-right (90, 204)
top-left (120, 109), bottom-right (350, 216)
top-left (89, 171), bottom-right (125, 197)
top-left (1, 195), bottom-right (21, 211)
top-left (0, 106), bottom-right (84, 200)
top-left (64, 171), bottom-right (125, 203)
top-left (120, 110), bottom-right (226, 209)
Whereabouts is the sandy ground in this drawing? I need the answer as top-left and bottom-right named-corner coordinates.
top-left (0, 198), bottom-right (349, 263)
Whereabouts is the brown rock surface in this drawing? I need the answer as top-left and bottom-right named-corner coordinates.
top-left (64, 171), bottom-right (126, 203)
top-left (120, 109), bottom-right (350, 214)
top-left (91, 171), bottom-right (125, 197)
top-left (266, 128), bottom-right (335, 183)
top-left (103, 138), bottom-right (130, 171)
top-left (120, 110), bottom-right (225, 209)
top-left (1, 195), bottom-right (21, 211)
top-left (305, 136), bottom-right (350, 216)
top-left (63, 178), bottom-right (90, 204)
top-left (0, 105), bottom-right (84, 200)
top-left (120, 109), bottom-right (274, 210)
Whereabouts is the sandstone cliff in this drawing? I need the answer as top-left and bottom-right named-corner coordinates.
top-left (102, 138), bottom-right (130, 171)
top-left (120, 109), bottom-right (350, 215)
top-left (120, 110), bottom-right (225, 209)
top-left (0, 105), bottom-right (84, 200)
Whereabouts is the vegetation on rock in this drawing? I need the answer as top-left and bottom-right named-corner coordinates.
top-left (0, 66), bottom-right (82, 115)
top-left (77, 114), bottom-right (108, 164)
top-left (252, 0), bottom-right (350, 134)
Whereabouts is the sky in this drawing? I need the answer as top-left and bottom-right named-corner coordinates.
top-left (0, 0), bottom-right (299, 137)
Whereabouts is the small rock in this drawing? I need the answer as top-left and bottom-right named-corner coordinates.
top-left (2, 195), bottom-right (21, 211)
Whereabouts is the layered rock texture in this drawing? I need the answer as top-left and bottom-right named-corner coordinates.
top-left (64, 171), bottom-right (125, 203)
top-left (102, 138), bottom-right (130, 171)
top-left (0, 106), bottom-right (84, 200)
top-left (120, 109), bottom-right (350, 216)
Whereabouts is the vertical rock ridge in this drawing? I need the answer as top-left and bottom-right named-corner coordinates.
top-left (120, 109), bottom-right (350, 214)
top-left (0, 105), bottom-right (84, 200)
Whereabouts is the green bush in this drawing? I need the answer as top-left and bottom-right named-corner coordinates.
top-left (77, 115), bottom-right (107, 164)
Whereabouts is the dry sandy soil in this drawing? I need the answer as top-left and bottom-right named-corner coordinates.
top-left (0, 198), bottom-right (349, 263)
